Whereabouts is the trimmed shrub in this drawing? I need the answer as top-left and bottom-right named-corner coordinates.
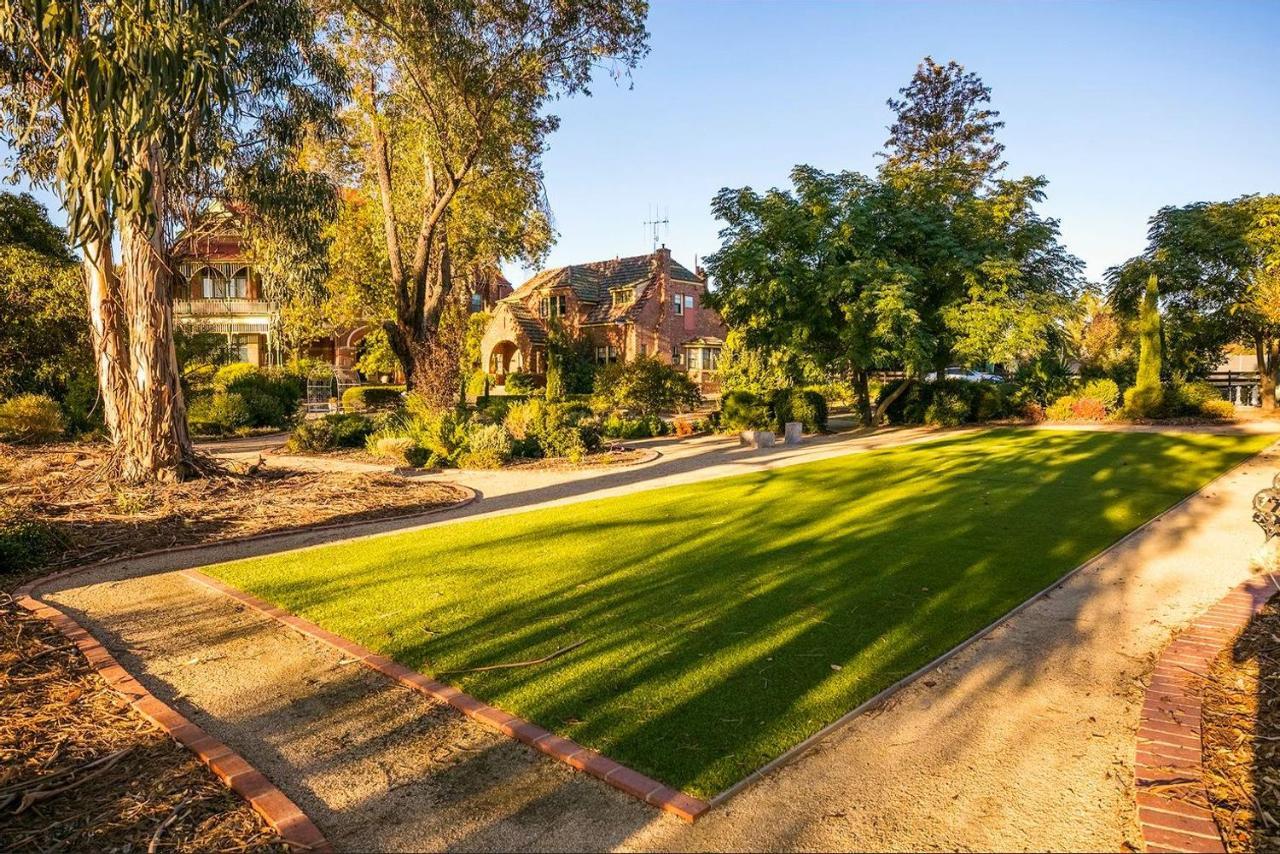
top-left (287, 413), bottom-right (375, 452)
top-left (592, 356), bottom-right (701, 417)
top-left (1167, 379), bottom-right (1222, 415)
top-left (719, 390), bottom-right (770, 431)
top-left (1070, 397), bottom-right (1108, 421)
top-left (1046, 395), bottom-right (1077, 421)
top-left (770, 388), bottom-right (828, 433)
top-left (504, 372), bottom-right (538, 394)
top-left (1078, 378), bottom-right (1120, 410)
top-left (187, 392), bottom-right (252, 436)
top-left (601, 413), bottom-right (668, 440)
top-left (1122, 383), bottom-right (1165, 420)
top-left (502, 398), bottom-right (599, 459)
top-left (342, 384), bottom-right (405, 412)
top-left (877, 379), bottom-right (978, 426)
top-left (0, 393), bottom-right (64, 443)
top-left (209, 363), bottom-right (302, 428)
top-left (973, 382), bottom-right (1019, 422)
top-left (1198, 398), bottom-right (1235, 420)
top-left (924, 392), bottom-right (970, 427)
top-left (462, 424), bottom-right (513, 469)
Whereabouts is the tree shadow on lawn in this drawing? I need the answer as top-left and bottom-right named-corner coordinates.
top-left (199, 429), bottom-right (1266, 799)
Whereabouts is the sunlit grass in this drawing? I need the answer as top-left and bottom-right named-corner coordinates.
top-left (206, 428), bottom-right (1273, 797)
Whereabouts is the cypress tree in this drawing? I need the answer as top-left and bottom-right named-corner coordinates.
top-left (1124, 273), bottom-right (1164, 417)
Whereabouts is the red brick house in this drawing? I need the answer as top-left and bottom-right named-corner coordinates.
top-left (172, 208), bottom-right (509, 377)
top-left (480, 247), bottom-right (726, 393)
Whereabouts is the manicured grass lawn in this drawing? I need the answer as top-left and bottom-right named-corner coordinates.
top-left (206, 428), bottom-right (1273, 797)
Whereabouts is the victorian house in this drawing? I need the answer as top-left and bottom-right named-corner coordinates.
top-left (480, 247), bottom-right (726, 393)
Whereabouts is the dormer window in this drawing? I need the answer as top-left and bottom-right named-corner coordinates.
top-left (540, 293), bottom-right (567, 318)
top-left (611, 288), bottom-right (633, 307)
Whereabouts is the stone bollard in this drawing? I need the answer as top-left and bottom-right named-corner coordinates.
top-left (784, 421), bottom-right (803, 444)
top-left (740, 429), bottom-right (775, 448)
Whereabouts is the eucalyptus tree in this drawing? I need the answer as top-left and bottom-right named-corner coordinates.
top-left (0, 0), bottom-right (340, 481)
top-left (328, 0), bottom-right (649, 407)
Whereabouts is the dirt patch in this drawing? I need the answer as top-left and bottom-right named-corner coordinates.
top-left (0, 595), bottom-right (283, 853)
top-left (1202, 589), bottom-right (1280, 852)
top-left (0, 442), bottom-right (468, 587)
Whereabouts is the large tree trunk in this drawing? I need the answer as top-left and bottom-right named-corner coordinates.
top-left (82, 237), bottom-right (129, 438)
top-left (91, 144), bottom-right (195, 483)
top-left (1259, 335), bottom-right (1278, 413)
top-left (872, 376), bottom-right (915, 426)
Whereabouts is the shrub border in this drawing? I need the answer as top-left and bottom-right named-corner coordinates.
top-left (1134, 573), bottom-right (1280, 853)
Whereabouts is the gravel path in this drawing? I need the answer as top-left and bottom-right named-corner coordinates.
top-left (37, 427), bottom-right (1280, 851)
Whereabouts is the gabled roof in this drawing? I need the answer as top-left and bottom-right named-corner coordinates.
top-left (505, 301), bottom-right (547, 344)
top-left (509, 252), bottom-right (702, 306)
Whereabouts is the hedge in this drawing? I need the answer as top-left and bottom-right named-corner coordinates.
top-left (342, 384), bottom-right (405, 412)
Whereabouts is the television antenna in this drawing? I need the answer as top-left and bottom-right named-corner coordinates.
top-left (643, 205), bottom-right (669, 250)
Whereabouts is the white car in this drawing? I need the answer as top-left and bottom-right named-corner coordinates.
top-left (925, 367), bottom-right (1005, 383)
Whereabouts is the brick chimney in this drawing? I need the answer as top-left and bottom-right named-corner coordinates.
top-left (655, 245), bottom-right (674, 363)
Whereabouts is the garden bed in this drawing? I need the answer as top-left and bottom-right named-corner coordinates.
top-left (283, 443), bottom-right (652, 472)
top-left (0, 442), bottom-right (469, 586)
top-left (1202, 590), bottom-right (1280, 852)
top-left (0, 595), bottom-right (284, 852)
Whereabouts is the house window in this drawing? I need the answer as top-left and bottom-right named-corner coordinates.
top-left (470, 292), bottom-right (483, 312)
top-left (199, 268), bottom-right (222, 299)
top-left (230, 268), bottom-right (249, 299)
top-left (705, 347), bottom-right (720, 370)
top-left (595, 345), bottom-right (618, 365)
top-left (684, 294), bottom-right (695, 310)
top-left (612, 289), bottom-right (633, 307)
top-left (540, 293), bottom-right (567, 318)
top-left (672, 295), bottom-right (684, 316)
top-left (672, 351), bottom-right (682, 366)
top-left (230, 334), bottom-right (253, 363)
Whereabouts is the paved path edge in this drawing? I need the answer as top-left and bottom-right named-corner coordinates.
top-left (182, 569), bottom-right (710, 823)
top-left (1134, 571), bottom-right (1280, 853)
top-left (9, 586), bottom-right (332, 853)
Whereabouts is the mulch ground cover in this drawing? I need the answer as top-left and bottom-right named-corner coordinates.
top-left (1203, 586), bottom-right (1280, 852)
top-left (1, 441), bottom-right (469, 588)
top-left (0, 594), bottom-right (286, 853)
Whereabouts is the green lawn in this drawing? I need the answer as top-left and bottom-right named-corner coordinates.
top-left (206, 428), bottom-right (1273, 797)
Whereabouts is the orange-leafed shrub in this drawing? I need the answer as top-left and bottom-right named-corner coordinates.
top-left (1070, 397), bottom-right (1108, 421)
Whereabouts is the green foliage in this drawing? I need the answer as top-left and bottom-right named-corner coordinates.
top-left (601, 414), bottom-right (668, 440)
top-left (0, 393), bottom-right (65, 443)
top-left (504, 372), bottom-right (539, 394)
top-left (1078, 378), bottom-right (1120, 410)
top-left (1198, 399), bottom-right (1236, 420)
top-left (1122, 384), bottom-right (1166, 420)
top-left (718, 390), bottom-right (771, 432)
top-left (461, 424), bottom-right (514, 469)
top-left (0, 194), bottom-right (92, 413)
top-left (1136, 274), bottom-right (1163, 388)
top-left (342, 385), bottom-right (405, 412)
top-left (971, 382), bottom-right (1019, 422)
top-left (502, 398), bottom-right (598, 461)
top-left (0, 510), bottom-right (61, 574)
top-left (287, 413), bottom-right (376, 452)
top-left (354, 328), bottom-right (400, 379)
top-left (467, 369), bottom-right (490, 399)
top-left (187, 392), bottom-right (252, 436)
top-left (1168, 378), bottom-right (1221, 413)
top-left (717, 330), bottom-right (811, 398)
top-left (592, 356), bottom-right (701, 418)
top-left (544, 350), bottom-right (564, 402)
top-left (924, 392), bottom-right (970, 427)
top-left (770, 389), bottom-right (829, 433)
top-left (1046, 395), bottom-right (1107, 422)
top-left (1013, 352), bottom-right (1074, 406)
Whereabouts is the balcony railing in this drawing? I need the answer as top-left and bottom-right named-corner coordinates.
top-left (174, 298), bottom-right (273, 317)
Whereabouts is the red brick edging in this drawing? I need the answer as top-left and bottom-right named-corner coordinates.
top-left (1135, 573), bottom-right (1280, 853)
top-left (10, 589), bottom-right (330, 853)
top-left (183, 569), bottom-right (711, 822)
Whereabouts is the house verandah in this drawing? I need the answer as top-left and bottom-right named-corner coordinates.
top-left (480, 247), bottom-right (727, 394)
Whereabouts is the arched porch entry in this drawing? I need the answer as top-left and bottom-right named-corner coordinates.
top-left (488, 340), bottom-right (521, 382)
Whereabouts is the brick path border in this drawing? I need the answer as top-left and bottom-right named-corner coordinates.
top-left (10, 589), bottom-right (331, 853)
top-left (7, 486), bottom-right (482, 854)
top-left (1135, 573), bottom-right (1280, 853)
top-left (183, 569), bottom-right (711, 823)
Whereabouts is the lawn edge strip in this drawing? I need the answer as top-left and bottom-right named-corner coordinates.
top-left (708, 437), bottom-right (1280, 811)
top-left (1134, 572), bottom-right (1280, 854)
top-left (182, 568), bottom-right (710, 823)
top-left (9, 585), bottom-right (331, 853)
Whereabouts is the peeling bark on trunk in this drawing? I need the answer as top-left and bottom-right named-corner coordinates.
top-left (82, 144), bottom-right (195, 483)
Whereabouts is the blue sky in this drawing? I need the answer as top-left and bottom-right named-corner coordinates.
top-left (5, 1), bottom-right (1277, 286)
top-left (509, 0), bottom-right (1280, 283)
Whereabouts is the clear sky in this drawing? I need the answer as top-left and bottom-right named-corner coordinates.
top-left (506, 0), bottom-right (1280, 284)
top-left (5, 1), bottom-right (1277, 287)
